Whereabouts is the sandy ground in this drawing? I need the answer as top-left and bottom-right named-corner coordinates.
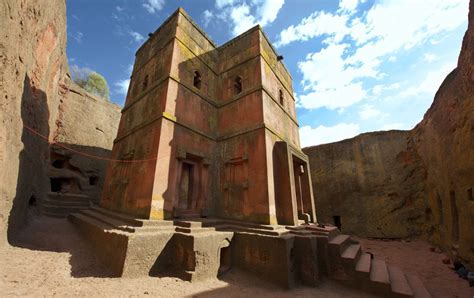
top-left (0, 213), bottom-right (472, 297)
top-left (359, 238), bottom-right (474, 298)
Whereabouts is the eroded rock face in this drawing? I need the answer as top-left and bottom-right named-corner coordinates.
top-left (304, 131), bottom-right (427, 238)
top-left (0, 1), bottom-right (120, 244)
top-left (0, 0), bottom-right (68, 243)
top-left (305, 0), bottom-right (474, 266)
top-left (412, 0), bottom-right (474, 267)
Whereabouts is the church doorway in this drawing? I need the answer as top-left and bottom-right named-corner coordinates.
top-left (178, 162), bottom-right (195, 211)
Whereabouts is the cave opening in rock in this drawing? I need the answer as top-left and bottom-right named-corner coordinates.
top-left (51, 159), bottom-right (66, 169)
top-left (28, 195), bottom-right (37, 207)
top-left (89, 176), bottom-right (98, 186)
top-left (333, 215), bottom-right (342, 230)
top-left (50, 177), bottom-right (74, 193)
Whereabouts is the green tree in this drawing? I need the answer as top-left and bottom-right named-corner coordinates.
top-left (71, 65), bottom-right (110, 100)
top-left (83, 72), bottom-right (110, 100)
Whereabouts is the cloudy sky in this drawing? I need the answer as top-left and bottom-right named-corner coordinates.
top-left (66, 0), bottom-right (469, 147)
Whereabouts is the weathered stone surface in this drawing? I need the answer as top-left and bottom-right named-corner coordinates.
top-left (304, 131), bottom-right (427, 238)
top-left (412, 0), bottom-right (474, 267)
top-left (0, 0), bottom-right (68, 243)
top-left (47, 84), bottom-right (120, 206)
top-left (101, 8), bottom-right (316, 226)
top-left (304, 0), bottom-right (474, 266)
top-left (0, 0), bottom-right (120, 243)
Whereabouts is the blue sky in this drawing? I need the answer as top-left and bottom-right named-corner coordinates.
top-left (66, 0), bottom-right (469, 146)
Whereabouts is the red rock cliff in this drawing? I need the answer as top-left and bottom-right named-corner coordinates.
top-left (412, 0), bottom-right (474, 266)
top-left (0, 0), bottom-right (120, 245)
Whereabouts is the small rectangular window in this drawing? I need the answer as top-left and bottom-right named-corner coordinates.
top-left (234, 76), bottom-right (242, 94)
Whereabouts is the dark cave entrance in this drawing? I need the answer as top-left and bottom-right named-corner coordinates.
top-left (50, 177), bottom-right (75, 193)
top-left (333, 215), bottom-right (342, 230)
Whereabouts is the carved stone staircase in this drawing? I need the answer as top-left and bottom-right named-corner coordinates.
top-left (68, 205), bottom-right (432, 296)
top-left (288, 225), bottom-right (431, 297)
top-left (41, 192), bottom-right (91, 217)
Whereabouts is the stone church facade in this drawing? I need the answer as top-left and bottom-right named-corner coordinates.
top-left (100, 8), bottom-right (316, 226)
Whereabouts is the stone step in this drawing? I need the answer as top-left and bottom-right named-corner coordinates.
top-left (370, 259), bottom-right (391, 292)
top-left (141, 220), bottom-right (175, 227)
top-left (405, 273), bottom-right (431, 298)
top-left (222, 219), bottom-right (280, 231)
top-left (175, 227), bottom-right (217, 234)
top-left (133, 225), bottom-right (176, 234)
top-left (43, 199), bottom-right (89, 208)
top-left (90, 205), bottom-right (144, 227)
top-left (90, 205), bottom-right (175, 228)
top-left (174, 220), bottom-right (207, 228)
top-left (80, 209), bottom-right (135, 232)
top-left (289, 229), bottom-right (314, 236)
top-left (355, 253), bottom-right (372, 277)
top-left (388, 266), bottom-right (414, 297)
top-left (68, 212), bottom-right (114, 231)
top-left (218, 225), bottom-right (289, 236)
top-left (306, 225), bottom-right (340, 238)
top-left (328, 234), bottom-right (351, 254)
top-left (341, 244), bottom-right (361, 263)
top-left (42, 210), bottom-right (67, 218)
top-left (42, 204), bottom-right (87, 216)
top-left (47, 192), bottom-right (90, 202)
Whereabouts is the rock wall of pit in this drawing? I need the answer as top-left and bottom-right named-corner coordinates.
top-left (411, 0), bottom-right (474, 266)
top-left (0, 0), bottom-right (120, 245)
top-left (303, 131), bottom-right (427, 238)
top-left (304, 0), bottom-right (474, 266)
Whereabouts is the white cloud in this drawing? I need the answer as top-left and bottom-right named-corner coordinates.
top-left (275, 11), bottom-right (349, 47)
top-left (423, 53), bottom-right (438, 63)
top-left (255, 0), bottom-right (285, 26)
top-left (129, 31), bottom-right (145, 43)
top-left (400, 63), bottom-right (455, 98)
top-left (297, 43), bottom-right (372, 110)
top-left (229, 4), bottom-right (257, 36)
top-left (215, 0), bottom-right (238, 9)
top-left (116, 6), bottom-right (124, 12)
top-left (299, 84), bottom-right (366, 110)
top-left (213, 0), bottom-right (285, 36)
top-left (143, 0), bottom-right (165, 14)
top-left (359, 104), bottom-right (382, 120)
top-left (202, 10), bottom-right (214, 27)
top-left (371, 82), bottom-right (400, 96)
top-left (338, 0), bottom-right (365, 13)
top-left (300, 123), bottom-right (360, 147)
top-left (280, 0), bottom-right (467, 112)
top-left (115, 79), bottom-right (130, 95)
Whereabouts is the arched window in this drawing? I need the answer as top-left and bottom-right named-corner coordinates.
top-left (279, 89), bottom-right (284, 105)
top-left (142, 74), bottom-right (149, 91)
top-left (193, 71), bottom-right (202, 89)
top-left (234, 76), bottom-right (242, 94)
